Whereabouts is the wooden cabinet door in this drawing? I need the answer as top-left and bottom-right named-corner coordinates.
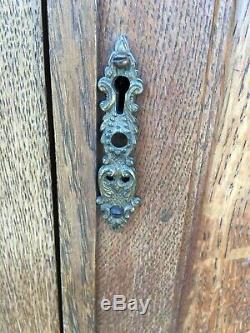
top-left (1, 1), bottom-right (250, 333)
top-left (0, 1), bottom-right (60, 332)
top-left (48, 1), bottom-right (250, 332)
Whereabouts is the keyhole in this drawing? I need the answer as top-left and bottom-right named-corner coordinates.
top-left (111, 132), bottom-right (128, 148)
top-left (114, 76), bottom-right (130, 114)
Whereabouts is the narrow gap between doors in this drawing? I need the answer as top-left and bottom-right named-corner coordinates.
top-left (41, 1), bottom-right (64, 332)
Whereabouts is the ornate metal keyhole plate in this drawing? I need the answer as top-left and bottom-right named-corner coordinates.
top-left (96, 35), bottom-right (143, 230)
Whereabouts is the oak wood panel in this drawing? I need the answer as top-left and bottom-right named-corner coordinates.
top-left (0, 1), bottom-right (59, 332)
top-left (96, 1), bottom-right (220, 332)
top-left (173, 0), bottom-right (235, 328)
top-left (47, 1), bottom-right (97, 332)
top-left (177, 1), bottom-right (250, 332)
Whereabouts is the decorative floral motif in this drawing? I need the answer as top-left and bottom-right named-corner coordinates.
top-left (97, 35), bottom-right (143, 230)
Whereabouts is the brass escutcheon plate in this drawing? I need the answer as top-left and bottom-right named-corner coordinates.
top-left (96, 35), bottom-right (143, 230)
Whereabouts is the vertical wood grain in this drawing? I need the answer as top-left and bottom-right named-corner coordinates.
top-left (95, 1), bottom-right (223, 332)
top-left (47, 1), bottom-right (97, 332)
top-left (177, 1), bottom-right (250, 332)
top-left (0, 1), bottom-right (59, 332)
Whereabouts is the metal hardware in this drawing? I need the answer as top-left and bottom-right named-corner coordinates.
top-left (97, 35), bottom-right (143, 230)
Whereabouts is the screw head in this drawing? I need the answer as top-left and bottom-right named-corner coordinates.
top-left (110, 205), bottom-right (124, 218)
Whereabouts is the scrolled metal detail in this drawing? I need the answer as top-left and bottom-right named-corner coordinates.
top-left (97, 35), bottom-right (143, 230)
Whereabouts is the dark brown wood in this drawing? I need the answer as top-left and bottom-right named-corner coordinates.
top-left (47, 1), bottom-right (97, 332)
top-left (177, 1), bottom-right (250, 332)
top-left (95, 1), bottom-right (222, 332)
top-left (0, 1), bottom-right (59, 332)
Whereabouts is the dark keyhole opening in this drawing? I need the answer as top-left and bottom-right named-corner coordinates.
top-left (111, 132), bottom-right (128, 148)
top-left (114, 76), bottom-right (130, 114)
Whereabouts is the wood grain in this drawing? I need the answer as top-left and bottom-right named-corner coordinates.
top-left (47, 1), bottom-right (97, 332)
top-left (96, 1), bottom-right (222, 332)
top-left (177, 1), bottom-right (250, 332)
top-left (0, 1), bottom-right (59, 332)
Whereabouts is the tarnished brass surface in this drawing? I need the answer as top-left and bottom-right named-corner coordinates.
top-left (97, 36), bottom-right (143, 230)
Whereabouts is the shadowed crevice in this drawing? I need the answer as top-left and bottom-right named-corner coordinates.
top-left (41, 1), bottom-right (64, 332)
